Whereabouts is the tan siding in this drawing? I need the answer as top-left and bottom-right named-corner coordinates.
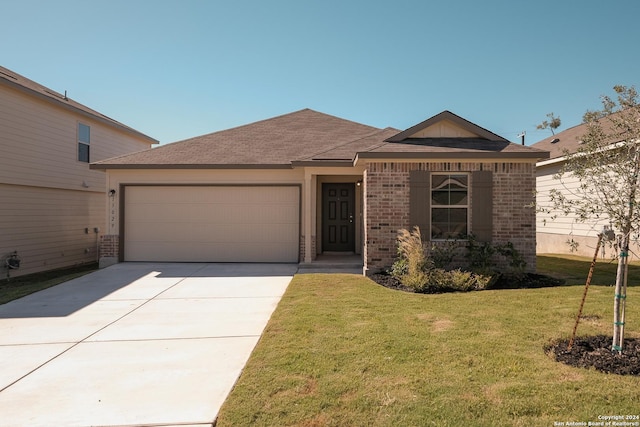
top-left (409, 120), bottom-right (479, 138)
top-left (0, 81), bottom-right (154, 276)
top-left (536, 163), bottom-right (609, 238)
top-left (0, 184), bottom-right (105, 276)
top-left (535, 161), bottom-right (621, 256)
top-left (91, 123), bottom-right (152, 162)
top-left (0, 83), bottom-right (152, 191)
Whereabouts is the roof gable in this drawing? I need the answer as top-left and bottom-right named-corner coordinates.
top-left (356, 110), bottom-right (548, 161)
top-left (386, 110), bottom-right (508, 142)
top-left (405, 119), bottom-right (480, 138)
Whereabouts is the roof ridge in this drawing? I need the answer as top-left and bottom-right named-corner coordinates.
top-left (168, 108), bottom-right (321, 145)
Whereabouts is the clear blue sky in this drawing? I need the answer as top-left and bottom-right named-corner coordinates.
top-left (2, 0), bottom-right (639, 145)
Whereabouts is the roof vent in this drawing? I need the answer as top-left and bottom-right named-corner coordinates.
top-left (44, 89), bottom-right (67, 100)
top-left (550, 138), bottom-right (560, 144)
top-left (0, 70), bottom-right (17, 80)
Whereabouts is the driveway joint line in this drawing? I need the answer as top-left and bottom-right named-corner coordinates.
top-left (83, 335), bottom-right (263, 343)
top-left (0, 341), bottom-right (77, 347)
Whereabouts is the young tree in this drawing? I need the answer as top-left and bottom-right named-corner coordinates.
top-left (549, 85), bottom-right (640, 353)
top-left (537, 112), bottom-right (562, 135)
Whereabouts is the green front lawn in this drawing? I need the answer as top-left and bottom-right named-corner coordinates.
top-left (217, 256), bottom-right (639, 426)
top-left (537, 253), bottom-right (640, 285)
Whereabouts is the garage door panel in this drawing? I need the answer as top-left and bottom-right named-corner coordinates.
top-left (126, 223), bottom-right (299, 245)
top-left (127, 204), bottom-right (298, 224)
top-left (124, 186), bottom-right (299, 262)
top-left (125, 241), bottom-right (297, 263)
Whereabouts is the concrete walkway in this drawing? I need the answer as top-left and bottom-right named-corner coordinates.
top-left (0, 262), bottom-right (296, 427)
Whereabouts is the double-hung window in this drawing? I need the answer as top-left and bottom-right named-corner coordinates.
top-left (78, 123), bottom-right (90, 162)
top-left (430, 173), bottom-right (469, 239)
top-left (410, 170), bottom-right (492, 242)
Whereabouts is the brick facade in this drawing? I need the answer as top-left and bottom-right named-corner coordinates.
top-left (363, 161), bottom-right (537, 274)
top-left (99, 161), bottom-right (537, 273)
top-left (99, 234), bottom-right (119, 259)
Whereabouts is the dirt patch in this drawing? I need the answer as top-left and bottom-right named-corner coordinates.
top-left (431, 319), bottom-right (454, 332)
top-left (546, 335), bottom-right (640, 376)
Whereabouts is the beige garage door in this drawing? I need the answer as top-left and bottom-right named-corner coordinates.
top-left (124, 186), bottom-right (300, 262)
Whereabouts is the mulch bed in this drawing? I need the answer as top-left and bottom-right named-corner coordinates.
top-left (546, 335), bottom-right (640, 376)
top-left (369, 273), bottom-right (413, 292)
top-left (369, 271), bottom-right (564, 293)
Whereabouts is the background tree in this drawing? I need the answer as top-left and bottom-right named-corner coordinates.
top-left (536, 112), bottom-right (562, 135)
top-left (549, 85), bottom-right (640, 353)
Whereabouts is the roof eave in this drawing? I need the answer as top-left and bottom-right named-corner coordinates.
top-left (355, 151), bottom-right (550, 161)
top-left (291, 160), bottom-right (355, 167)
top-left (90, 163), bottom-right (294, 170)
top-left (536, 156), bottom-right (567, 167)
top-left (0, 77), bottom-right (159, 144)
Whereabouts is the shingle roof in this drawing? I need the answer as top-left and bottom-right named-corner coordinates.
top-left (532, 114), bottom-right (620, 161)
top-left (531, 124), bottom-right (585, 160)
top-left (0, 65), bottom-right (158, 144)
top-left (295, 127), bottom-right (400, 163)
top-left (93, 109), bottom-right (388, 168)
top-left (358, 137), bottom-right (548, 159)
top-left (92, 109), bottom-right (549, 169)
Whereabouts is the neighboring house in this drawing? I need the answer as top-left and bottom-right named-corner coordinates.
top-left (0, 65), bottom-right (158, 277)
top-left (92, 109), bottom-right (548, 274)
top-left (533, 121), bottom-right (625, 257)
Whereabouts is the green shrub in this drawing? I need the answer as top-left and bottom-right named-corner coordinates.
top-left (473, 272), bottom-right (495, 289)
top-left (419, 268), bottom-right (493, 294)
top-left (495, 241), bottom-right (527, 274)
top-left (389, 257), bottom-right (408, 278)
top-left (427, 240), bottom-right (461, 269)
top-left (465, 234), bottom-right (496, 273)
top-left (391, 228), bottom-right (515, 293)
top-left (465, 234), bottom-right (527, 275)
top-left (446, 269), bottom-right (478, 292)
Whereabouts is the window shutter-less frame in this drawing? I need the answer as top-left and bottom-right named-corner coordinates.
top-left (471, 170), bottom-right (493, 242)
top-left (409, 170), bottom-right (430, 239)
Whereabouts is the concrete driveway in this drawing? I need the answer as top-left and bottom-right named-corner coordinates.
top-left (0, 262), bottom-right (296, 427)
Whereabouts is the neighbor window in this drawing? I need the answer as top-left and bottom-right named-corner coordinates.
top-left (430, 173), bottom-right (469, 239)
top-left (78, 123), bottom-right (90, 162)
